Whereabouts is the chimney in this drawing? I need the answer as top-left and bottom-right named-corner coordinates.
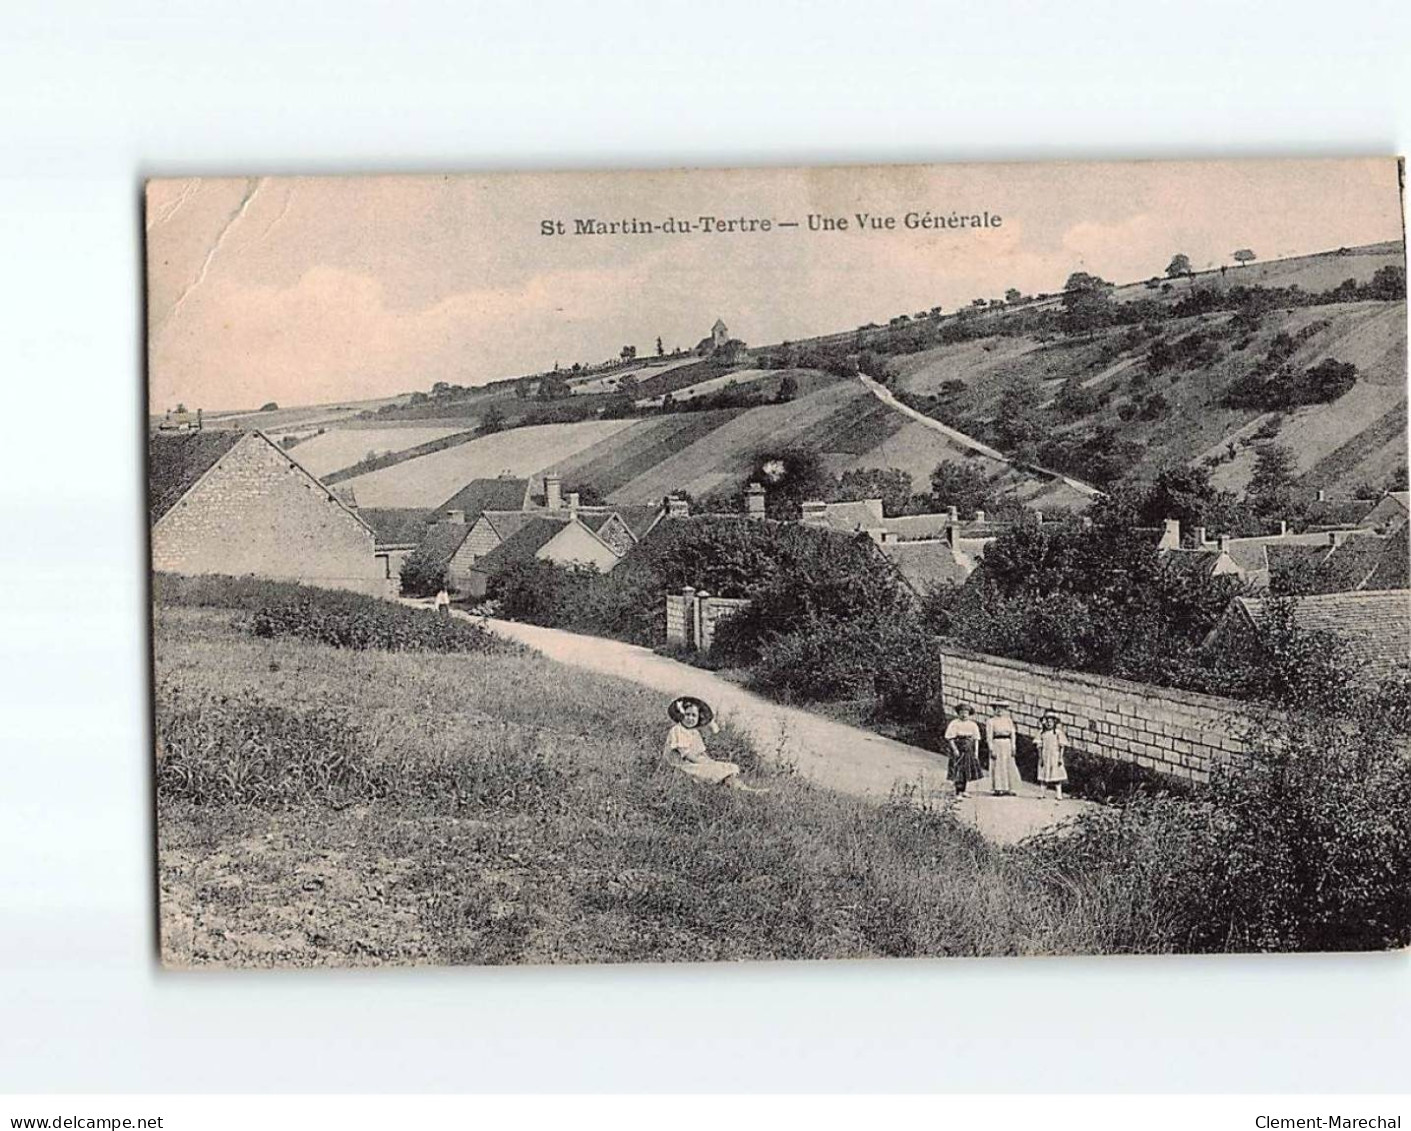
top-left (1277, 520), bottom-right (1288, 537)
top-left (745, 482), bottom-right (766, 519)
top-left (945, 524), bottom-right (959, 550)
top-left (1034, 510), bottom-right (1043, 526)
top-left (1316, 488), bottom-right (1327, 502)
top-left (801, 500), bottom-right (828, 524)
top-left (1218, 535), bottom-right (1230, 553)
top-left (947, 505), bottom-right (959, 522)
top-left (879, 530), bottom-right (896, 545)
top-left (567, 491), bottom-right (580, 517)
top-left (1194, 525), bottom-right (1207, 546)
top-left (446, 509), bottom-right (465, 525)
top-left (666, 496), bottom-right (689, 519)
top-left (1328, 530), bottom-right (1346, 547)
top-left (545, 473), bottom-right (562, 510)
top-left (973, 509), bottom-right (986, 524)
top-left (1160, 518), bottom-right (1181, 550)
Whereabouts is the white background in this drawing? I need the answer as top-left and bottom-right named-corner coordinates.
top-left (1, 0), bottom-right (1408, 1095)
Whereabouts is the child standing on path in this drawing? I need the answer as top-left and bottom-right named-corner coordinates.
top-left (1037, 712), bottom-right (1069, 800)
top-left (434, 588), bottom-right (451, 619)
top-left (985, 702), bottom-right (1021, 796)
top-left (943, 703), bottom-right (985, 798)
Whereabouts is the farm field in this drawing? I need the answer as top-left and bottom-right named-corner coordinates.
top-left (634, 367), bottom-right (775, 407)
top-left (338, 418), bottom-right (646, 506)
top-left (568, 355), bottom-right (698, 394)
top-left (288, 426), bottom-right (472, 477)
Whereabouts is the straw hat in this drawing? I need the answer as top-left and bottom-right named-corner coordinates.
top-left (667, 696), bottom-right (714, 727)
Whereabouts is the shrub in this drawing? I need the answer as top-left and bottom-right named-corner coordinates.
top-left (1025, 715), bottom-right (1411, 952)
top-left (154, 575), bottom-right (510, 654)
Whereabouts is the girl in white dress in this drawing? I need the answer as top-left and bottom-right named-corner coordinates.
top-left (985, 702), bottom-right (1021, 796)
top-left (663, 697), bottom-right (767, 791)
top-left (1037, 712), bottom-right (1069, 799)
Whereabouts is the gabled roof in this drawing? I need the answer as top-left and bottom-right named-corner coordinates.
top-left (148, 430), bottom-right (243, 523)
top-left (575, 503), bottom-right (663, 540)
top-left (470, 517), bottom-right (580, 574)
top-left (479, 509), bottom-right (550, 541)
top-left (879, 539), bottom-right (976, 593)
top-left (1218, 531), bottom-right (1364, 575)
top-left (360, 507), bottom-right (436, 547)
top-left (1267, 530), bottom-right (1411, 594)
top-left (435, 477), bottom-right (534, 520)
top-left (148, 429), bottom-right (374, 538)
top-left (412, 522), bottom-right (473, 570)
top-left (1232, 590), bottom-right (1411, 684)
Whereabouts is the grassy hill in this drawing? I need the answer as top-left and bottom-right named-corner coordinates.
top-left (154, 577), bottom-right (1137, 966)
top-left (891, 296), bottom-right (1405, 496)
top-left (201, 240), bottom-right (1406, 504)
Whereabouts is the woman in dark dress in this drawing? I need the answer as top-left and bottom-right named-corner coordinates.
top-left (943, 703), bottom-right (985, 797)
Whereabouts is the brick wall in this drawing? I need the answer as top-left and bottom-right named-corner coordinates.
top-left (152, 433), bottom-right (385, 597)
top-left (939, 645), bottom-right (1270, 784)
top-left (700, 596), bottom-right (750, 651)
top-left (666, 594), bottom-right (688, 643)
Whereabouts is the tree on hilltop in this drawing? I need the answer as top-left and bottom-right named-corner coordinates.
top-left (1166, 253), bottom-right (1192, 279)
top-left (1233, 248), bottom-right (1257, 268)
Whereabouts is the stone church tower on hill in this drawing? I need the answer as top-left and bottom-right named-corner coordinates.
top-left (711, 318), bottom-right (729, 349)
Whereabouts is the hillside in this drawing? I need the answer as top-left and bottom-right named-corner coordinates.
top-left (891, 297), bottom-right (1405, 496)
top-left (337, 374), bottom-right (1089, 510)
top-left (188, 240), bottom-right (1406, 504)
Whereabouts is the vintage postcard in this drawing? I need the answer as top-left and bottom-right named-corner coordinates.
top-left (147, 159), bottom-right (1409, 967)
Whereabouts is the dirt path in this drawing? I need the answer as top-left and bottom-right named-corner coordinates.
top-left (856, 373), bottom-right (1104, 500)
top-left (458, 612), bottom-right (1095, 845)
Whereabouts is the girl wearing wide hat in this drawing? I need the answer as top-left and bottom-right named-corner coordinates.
top-left (663, 696), bottom-right (767, 792)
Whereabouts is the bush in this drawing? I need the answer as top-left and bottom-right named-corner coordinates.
top-left (750, 614), bottom-right (944, 721)
top-left (1025, 715), bottom-right (1411, 952)
top-left (155, 574), bottom-right (510, 654)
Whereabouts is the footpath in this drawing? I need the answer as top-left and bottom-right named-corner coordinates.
top-left (436, 607), bottom-right (1096, 845)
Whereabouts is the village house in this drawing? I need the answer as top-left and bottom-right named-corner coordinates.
top-left (1359, 490), bottom-right (1410, 533)
top-left (799, 497), bottom-right (1006, 588)
top-left (149, 429), bottom-right (386, 596)
top-left (464, 516), bottom-right (622, 598)
top-left (1154, 518), bottom-right (1387, 589)
top-left (1202, 589), bottom-right (1411, 688)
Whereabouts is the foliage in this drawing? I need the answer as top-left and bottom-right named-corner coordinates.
top-left (1026, 711), bottom-right (1411, 952)
top-left (748, 446), bottom-right (836, 519)
top-left (833, 466), bottom-right (913, 517)
top-left (399, 543), bottom-right (450, 598)
top-left (1247, 443), bottom-right (1298, 514)
top-left (1165, 253), bottom-right (1192, 278)
top-left (927, 460), bottom-right (992, 514)
top-left (1059, 271), bottom-right (1114, 335)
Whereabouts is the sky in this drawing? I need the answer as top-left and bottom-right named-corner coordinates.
top-left (145, 158), bottom-right (1406, 412)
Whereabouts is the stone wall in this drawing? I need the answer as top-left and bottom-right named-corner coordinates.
top-left (939, 645), bottom-right (1269, 784)
top-left (665, 588), bottom-right (752, 652)
top-left (152, 433), bottom-right (386, 597)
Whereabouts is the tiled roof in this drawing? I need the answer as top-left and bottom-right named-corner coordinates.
top-left (879, 539), bottom-right (976, 592)
top-left (470, 517), bottom-right (572, 574)
top-left (1237, 590), bottom-right (1411, 684)
top-left (148, 430), bottom-right (244, 523)
top-left (1162, 547), bottom-right (1229, 577)
top-left (805, 499), bottom-right (886, 532)
top-left (360, 507), bottom-right (436, 546)
top-left (481, 510), bottom-right (549, 541)
top-left (1218, 531), bottom-right (1358, 574)
top-left (411, 522), bottom-right (473, 570)
top-left (883, 513), bottom-right (953, 541)
top-left (436, 477), bottom-right (533, 520)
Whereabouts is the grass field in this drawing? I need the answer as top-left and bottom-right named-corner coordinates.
top-left (155, 587), bottom-right (1161, 967)
top-left (286, 426), bottom-right (473, 477)
top-left (337, 418), bottom-right (646, 506)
